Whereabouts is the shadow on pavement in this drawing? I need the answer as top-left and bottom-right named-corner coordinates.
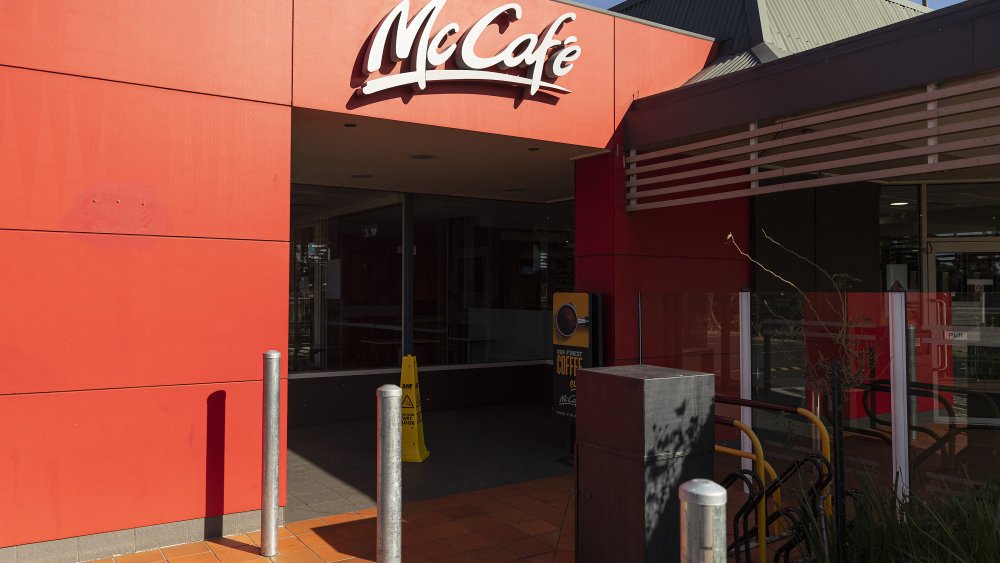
top-left (285, 400), bottom-right (573, 523)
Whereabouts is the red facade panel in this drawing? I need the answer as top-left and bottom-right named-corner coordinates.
top-left (293, 0), bottom-right (713, 148)
top-left (574, 154), bottom-right (617, 258)
top-left (0, 0), bottom-right (292, 104)
top-left (0, 381), bottom-right (287, 548)
top-left (0, 230), bottom-right (288, 395)
top-left (294, 0), bottom-right (617, 147)
top-left (574, 152), bottom-right (751, 367)
top-left (614, 199), bottom-right (750, 259)
top-left (608, 255), bottom-right (746, 363)
top-left (0, 66), bottom-right (291, 241)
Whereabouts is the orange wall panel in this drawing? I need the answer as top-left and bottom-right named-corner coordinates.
top-left (0, 231), bottom-right (288, 395)
top-left (0, 0), bottom-right (292, 104)
top-left (294, 0), bottom-right (713, 148)
top-left (0, 381), bottom-right (287, 547)
top-left (0, 67), bottom-right (291, 241)
top-left (613, 18), bottom-right (716, 126)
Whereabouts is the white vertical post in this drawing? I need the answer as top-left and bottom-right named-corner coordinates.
top-left (889, 292), bottom-right (910, 500)
top-left (739, 290), bottom-right (753, 473)
top-left (260, 351), bottom-right (281, 557)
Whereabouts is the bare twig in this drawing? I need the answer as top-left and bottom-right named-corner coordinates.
top-left (727, 231), bottom-right (877, 389)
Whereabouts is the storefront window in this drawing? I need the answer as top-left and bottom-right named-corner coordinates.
top-left (413, 195), bottom-right (574, 365)
top-left (288, 185), bottom-right (574, 373)
top-left (289, 186), bottom-right (401, 372)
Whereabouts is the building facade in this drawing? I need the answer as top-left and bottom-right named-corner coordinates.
top-left (2, 0), bottom-right (999, 559)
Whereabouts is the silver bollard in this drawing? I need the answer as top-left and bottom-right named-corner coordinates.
top-left (377, 385), bottom-right (403, 563)
top-left (260, 351), bottom-right (281, 557)
top-left (679, 479), bottom-right (727, 563)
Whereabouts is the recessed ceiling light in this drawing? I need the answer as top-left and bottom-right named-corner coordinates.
top-left (343, 123), bottom-right (358, 128)
top-left (350, 174), bottom-right (373, 179)
top-left (528, 147), bottom-right (541, 152)
top-left (411, 154), bottom-right (436, 160)
top-left (890, 201), bottom-right (909, 206)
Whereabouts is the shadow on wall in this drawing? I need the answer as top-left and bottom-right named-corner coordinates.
top-left (205, 390), bottom-right (226, 538)
top-left (645, 398), bottom-right (713, 559)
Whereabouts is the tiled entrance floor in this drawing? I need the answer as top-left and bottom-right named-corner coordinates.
top-left (285, 402), bottom-right (573, 523)
top-left (89, 474), bottom-right (575, 563)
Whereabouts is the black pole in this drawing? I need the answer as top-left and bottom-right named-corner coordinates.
top-left (763, 331), bottom-right (772, 393)
top-left (637, 291), bottom-right (643, 364)
top-left (401, 193), bottom-right (414, 357)
top-left (831, 362), bottom-right (848, 563)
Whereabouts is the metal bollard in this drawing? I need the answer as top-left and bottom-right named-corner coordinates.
top-left (377, 385), bottom-right (403, 563)
top-left (679, 479), bottom-right (727, 563)
top-left (260, 351), bottom-right (281, 557)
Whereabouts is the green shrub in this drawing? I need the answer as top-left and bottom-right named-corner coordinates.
top-left (790, 483), bottom-right (1000, 562)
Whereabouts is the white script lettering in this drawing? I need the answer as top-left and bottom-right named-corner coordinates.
top-left (359, 0), bottom-right (581, 96)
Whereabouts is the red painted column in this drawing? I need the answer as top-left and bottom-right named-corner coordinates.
top-left (574, 150), bottom-right (751, 389)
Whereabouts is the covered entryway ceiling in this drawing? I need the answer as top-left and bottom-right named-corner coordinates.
top-left (292, 108), bottom-right (598, 203)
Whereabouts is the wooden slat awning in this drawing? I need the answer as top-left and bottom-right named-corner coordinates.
top-left (626, 71), bottom-right (1000, 211)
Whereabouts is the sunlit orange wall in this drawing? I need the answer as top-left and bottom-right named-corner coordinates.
top-left (0, 0), bottom-right (713, 547)
top-left (0, 0), bottom-right (292, 547)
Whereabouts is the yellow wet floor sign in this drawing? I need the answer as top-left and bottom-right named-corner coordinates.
top-left (400, 355), bottom-right (430, 462)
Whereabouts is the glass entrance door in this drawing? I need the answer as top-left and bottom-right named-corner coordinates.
top-left (930, 243), bottom-right (1000, 424)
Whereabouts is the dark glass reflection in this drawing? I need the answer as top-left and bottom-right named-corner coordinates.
top-left (927, 183), bottom-right (1000, 238)
top-left (289, 187), bottom-right (402, 372)
top-left (412, 196), bottom-right (574, 366)
top-left (879, 185), bottom-right (920, 291)
top-left (288, 185), bottom-right (574, 373)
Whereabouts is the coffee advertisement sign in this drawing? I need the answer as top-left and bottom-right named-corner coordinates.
top-left (552, 292), bottom-right (601, 419)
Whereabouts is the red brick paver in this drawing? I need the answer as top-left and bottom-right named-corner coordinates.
top-left (93, 475), bottom-right (575, 563)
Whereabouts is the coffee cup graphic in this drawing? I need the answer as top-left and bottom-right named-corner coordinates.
top-left (556, 302), bottom-right (590, 338)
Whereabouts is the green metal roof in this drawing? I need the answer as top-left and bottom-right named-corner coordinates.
top-left (761, 0), bottom-right (930, 54)
top-left (686, 51), bottom-right (761, 83)
top-left (612, 0), bottom-right (932, 83)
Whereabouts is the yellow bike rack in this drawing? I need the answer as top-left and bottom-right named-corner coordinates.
top-left (714, 444), bottom-right (782, 514)
top-left (718, 396), bottom-right (833, 518)
top-left (794, 406), bottom-right (832, 516)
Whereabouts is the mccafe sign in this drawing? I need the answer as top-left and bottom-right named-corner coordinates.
top-left (359, 0), bottom-right (582, 97)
